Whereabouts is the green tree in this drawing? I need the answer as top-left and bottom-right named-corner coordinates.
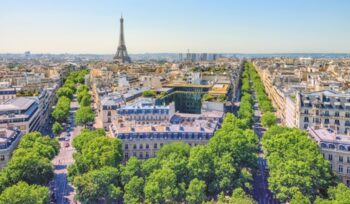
top-left (71, 137), bottom-right (122, 177)
top-left (0, 182), bottom-right (49, 204)
top-left (123, 176), bottom-right (144, 204)
top-left (52, 96), bottom-right (71, 122)
top-left (212, 153), bottom-right (237, 193)
top-left (56, 86), bottom-right (74, 99)
top-left (186, 178), bottom-right (206, 204)
top-left (261, 112), bottom-right (277, 128)
top-left (77, 89), bottom-right (89, 103)
top-left (262, 127), bottom-right (334, 202)
top-left (218, 95), bottom-right (226, 102)
top-left (230, 187), bottom-right (256, 204)
top-left (72, 129), bottom-right (105, 153)
top-left (73, 167), bottom-right (121, 204)
top-left (52, 122), bottom-right (63, 135)
top-left (0, 152), bottom-right (53, 189)
top-left (16, 132), bottom-right (59, 160)
top-left (144, 168), bottom-right (179, 204)
top-left (64, 79), bottom-right (76, 91)
top-left (75, 106), bottom-right (95, 127)
top-left (79, 93), bottom-right (91, 107)
top-left (156, 142), bottom-right (190, 161)
top-left (141, 158), bottom-right (161, 178)
top-left (202, 93), bottom-right (214, 102)
top-left (77, 85), bottom-right (89, 93)
top-left (121, 157), bottom-right (143, 186)
top-left (314, 183), bottom-right (350, 204)
top-left (75, 70), bottom-right (89, 84)
top-left (290, 191), bottom-right (310, 204)
top-left (188, 146), bottom-right (215, 193)
top-left (142, 90), bottom-right (156, 98)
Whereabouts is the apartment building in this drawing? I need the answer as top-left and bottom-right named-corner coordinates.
top-left (308, 127), bottom-right (350, 187)
top-left (296, 90), bottom-right (350, 134)
top-left (0, 88), bottom-right (16, 104)
top-left (109, 98), bottom-right (224, 160)
top-left (0, 97), bottom-right (41, 134)
top-left (0, 128), bottom-right (22, 168)
top-left (99, 93), bottom-right (125, 130)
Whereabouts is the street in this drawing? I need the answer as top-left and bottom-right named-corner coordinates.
top-left (251, 83), bottom-right (279, 204)
top-left (51, 98), bottom-right (81, 204)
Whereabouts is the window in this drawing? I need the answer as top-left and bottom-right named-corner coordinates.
top-left (133, 144), bottom-right (137, 149)
top-left (0, 155), bottom-right (4, 161)
top-left (339, 165), bottom-right (343, 173)
top-left (154, 143), bottom-right (157, 149)
top-left (125, 153), bottom-right (129, 160)
top-left (146, 144), bottom-right (149, 149)
top-left (346, 112), bottom-right (350, 118)
top-left (125, 144), bottom-right (128, 150)
top-left (348, 157), bottom-right (350, 163)
top-left (325, 111), bottom-right (329, 116)
top-left (160, 143), bottom-right (163, 148)
top-left (304, 117), bottom-right (309, 122)
top-left (335, 111), bottom-right (340, 117)
top-left (146, 152), bottom-right (149, 159)
top-left (139, 144), bottom-right (143, 149)
top-left (139, 152), bottom-right (143, 159)
top-left (347, 167), bottom-right (350, 174)
top-left (328, 154), bottom-right (333, 160)
top-left (339, 156), bottom-right (343, 162)
top-left (335, 120), bottom-right (340, 125)
top-left (324, 119), bottom-right (329, 124)
top-left (339, 145), bottom-right (346, 151)
top-left (304, 109), bottom-right (309, 114)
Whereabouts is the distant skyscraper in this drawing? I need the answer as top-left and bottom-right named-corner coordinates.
top-left (200, 53), bottom-right (208, 61)
top-left (178, 53), bottom-right (183, 62)
top-left (114, 16), bottom-right (131, 64)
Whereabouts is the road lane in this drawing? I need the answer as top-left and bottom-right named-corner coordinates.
top-left (51, 98), bottom-right (81, 204)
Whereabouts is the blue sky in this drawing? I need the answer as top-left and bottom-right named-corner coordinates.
top-left (1, 0), bottom-right (349, 54)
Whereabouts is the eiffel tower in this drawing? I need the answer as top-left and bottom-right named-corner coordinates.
top-left (113, 16), bottom-right (131, 63)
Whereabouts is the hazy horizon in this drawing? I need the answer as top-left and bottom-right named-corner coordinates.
top-left (1, 0), bottom-right (350, 54)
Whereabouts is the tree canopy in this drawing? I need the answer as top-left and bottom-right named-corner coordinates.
top-left (73, 167), bottom-right (121, 204)
top-left (0, 182), bottom-right (49, 204)
top-left (52, 96), bottom-right (71, 122)
top-left (68, 129), bottom-right (122, 178)
top-left (75, 106), bottom-right (95, 126)
top-left (142, 90), bottom-right (157, 98)
top-left (56, 86), bottom-right (74, 99)
top-left (0, 132), bottom-right (58, 194)
top-left (260, 111), bottom-right (277, 128)
top-left (262, 126), bottom-right (335, 202)
top-left (52, 121), bottom-right (63, 135)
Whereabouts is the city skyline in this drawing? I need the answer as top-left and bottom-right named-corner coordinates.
top-left (1, 0), bottom-right (350, 54)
